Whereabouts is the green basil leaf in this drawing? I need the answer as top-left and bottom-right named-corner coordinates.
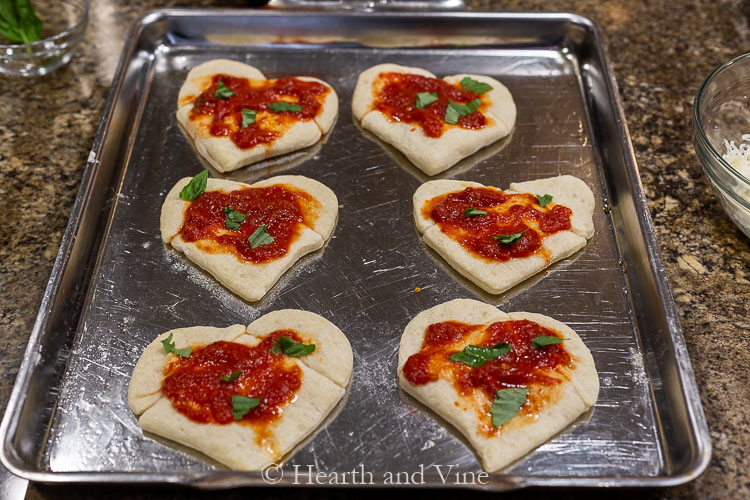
top-left (224, 205), bottom-right (246, 230)
top-left (531, 335), bottom-right (565, 348)
top-left (416, 92), bottom-right (438, 109)
top-left (269, 102), bottom-right (302, 113)
top-left (248, 224), bottom-right (274, 248)
top-left (160, 332), bottom-right (192, 358)
top-left (460, 76), bottom-right (493, 94)
top-left (536, 194), bottom-right (553, 207)
top-left (220, 370), bottom-right (242, 382)
top-left (444, 105), bottom-right (461, 125)
top-left (493, 229), bottom-right (526, 244)
top-left (464, 208), bottom-right (487, 217)
top-left (214, 81), bottom-right (235, 98)
top-left (491, 388), bottom-right (528, 427)
top-left (444, 99), bottom-right (482, 124)
top-left (272, 336), bottom-right (316, 357)
top-left (241, 108), bottom-right (257, 128)
top-left (450, 343), bottom-right (511, 368)
top-left (232, 394), bottom-right (260, 420)
top-left (0, 0), bottom-right (42, 43)
top-left (179, 170), bottom-right (208, 201)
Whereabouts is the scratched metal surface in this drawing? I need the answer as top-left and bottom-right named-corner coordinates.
top-left (0, 11), bottom-right (709, 489)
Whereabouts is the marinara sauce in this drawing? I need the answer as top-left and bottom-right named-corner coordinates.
top-left (178, 184), bottom-right (318, 264)
top-left (402, 320), bottom-right (573, 433)
top-left (188, 74), bottom-right (329, 149)
top-left (161, 330), bottom-right (304, 426)
top-left (422, 187), bottom-right (572, 261)
top-left (372, 72), bottom-right (487, 138)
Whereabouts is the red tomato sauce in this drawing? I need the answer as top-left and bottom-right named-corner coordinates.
top-left (161, 330), bottom-right (304, 426)
top-left (178, 184), bottom-right (318, 264)
top-left (422, 187), bottom-right (572, 261)
top-left (402, 320), bottom-right (573, 432)
top-left (189, 74), bottom-right (329, 149)
top-left (372, 72), bottom-right (487, 138)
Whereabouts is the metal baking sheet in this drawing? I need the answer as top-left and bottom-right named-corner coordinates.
top-left (0, 10), bottom-right (710, 489)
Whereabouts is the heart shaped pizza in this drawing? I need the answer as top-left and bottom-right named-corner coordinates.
top-left (352, 63), bottom-right (516, 175)
top-left (413, 175), bottom-right (595, 294)
top-left (177, 59), bottom-right (338, 173)
top-left (398, 299), bottom-right (599, 472)
top-left (129, 310), bottom-right (353, 470)
top-left (161, 173), bottom-right (337, 302)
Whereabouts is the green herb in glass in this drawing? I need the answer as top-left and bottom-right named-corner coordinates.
top-left (0, 0), bottom-right (43, 44)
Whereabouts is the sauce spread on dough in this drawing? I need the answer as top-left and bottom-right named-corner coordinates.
top-left (422, 187), bottom-right (572, 261)
top-left (161, 330), bottom-right (304, 426)
top-left (178, 184), bottom-right (318, 264)
top-left (372, 72), bottom-right (487, 138)
top-left (402, 320), bottom-right (573, 434)
top-left (189, 74), bottom-right (329, 150)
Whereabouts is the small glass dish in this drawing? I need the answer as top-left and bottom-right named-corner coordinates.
top-left (0, 0), bottom-right (88, 77)
top-left (693, 52), bottom-right (750, 238)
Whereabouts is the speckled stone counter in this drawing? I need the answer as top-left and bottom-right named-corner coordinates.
top-left (1, 1), bottom-right (748, 499)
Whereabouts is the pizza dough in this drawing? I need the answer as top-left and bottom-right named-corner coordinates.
top-left (177, 59), bottom-right (338, 173)
top-left (352, 63), bottom-right (516, 175)
top-left (397, 299), bottom-right (599, 472)
top-left (161, 174), bottom-right (338, 302)
top-left (128, 310), bottom-right (353, 470)
top-left (413, 175), bottom-right (595, 294)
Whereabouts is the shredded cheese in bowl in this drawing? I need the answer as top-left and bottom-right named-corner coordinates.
top-left (723, 135), bottom-right (750, 180)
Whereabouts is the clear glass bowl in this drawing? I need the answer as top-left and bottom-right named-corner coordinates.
top-left (0, 0), bottom-right (88, 77)
top-left (693, 52), bottom-right (750, 238)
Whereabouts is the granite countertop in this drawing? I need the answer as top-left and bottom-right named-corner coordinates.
top-left (1, 0), bottom-right (748, 499)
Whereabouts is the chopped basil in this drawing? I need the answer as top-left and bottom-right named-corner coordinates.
top-left (464, 208), bottom-right (487, 217)
top-left (248, 224), bottom-right (274, 248)
top-left (416, 92), bottom-right (438, 109)
top-left (220, 370), bottom-right (242, 382)
top-left (450, 343), bottom-right (512, 368)
top-left (536, 194), bottom-right (553, 207)
top-left (160, 332), bottom-right (191, 358)
top-left (269, 102), bottom-right (302, 113)
top-left (241, 108), bottom-right (257, 128)
top-left (232, 394), bottom-right (260, 420)
top-left (531, 335), bottom-right (565, 348)
top-left (179, 170), bottom-right (208, 201)
top-left (224, 206), bottom-right (246, 230)
top-left (493, 230), bottom-right (526, 244)
top-left (271, 336), bottom-right (316, 357)
top-left (444, 98), bottom-right (482, 124)
top-left (460, 76), bottom-right (493, 94)
top-left (491, 388), bottom-right (528, 427)
top-left (214, 80), bottom-right (235, 99)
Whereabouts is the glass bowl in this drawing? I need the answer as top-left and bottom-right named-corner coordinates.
top-left (693, 52), bottom-right (750, 238)
top-left (0, 0), bottom-right (88, 77)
